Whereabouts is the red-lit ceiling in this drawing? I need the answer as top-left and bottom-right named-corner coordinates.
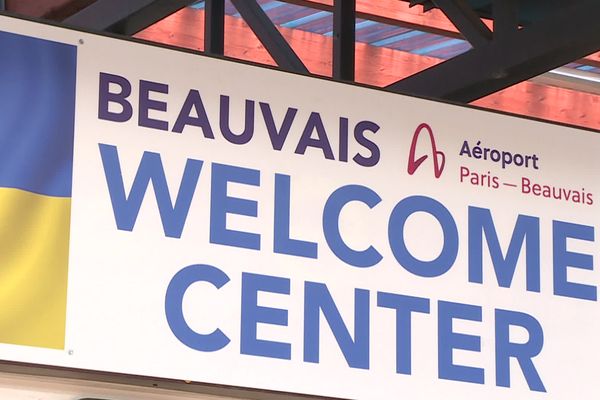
top-left (2, 0), bottom-right (599, 131)
top-left (133, 1), bottom-right (600, 131)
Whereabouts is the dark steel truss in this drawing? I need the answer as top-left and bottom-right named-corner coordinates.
top-left (64, 0), bottom-right (196, 35)
top-left (387, 0), bottom-right (600, 102)
top-left (204, 0), bottom-right (224, 55)
top-left (229, 0), bottom-right (308, 73)
top-left (332, 0), bottom-right (355, 81)
top-left (5, 0), bottom-right (600, 104)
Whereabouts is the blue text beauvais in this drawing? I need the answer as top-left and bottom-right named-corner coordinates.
top-left (98, 142), bottom-right (597, 394)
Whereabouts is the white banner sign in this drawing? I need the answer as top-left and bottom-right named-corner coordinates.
top-left (0, 15), bottom-right (598, 400)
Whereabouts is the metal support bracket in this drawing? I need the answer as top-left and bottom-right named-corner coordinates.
top-left (387, 0), bottom-right (600, 103)
top-left (333, 0), bottom-right (356, 81)
top-left (432, 0), bottom-right (492, 48)
top-left (204, 0), bottom-right (225, 55)
top-left (230, 0), bottom-right (308, 74)
top-left (64, 0), bottom-right (195, 35)
top-left (492, 0), bottom-right (518, 40)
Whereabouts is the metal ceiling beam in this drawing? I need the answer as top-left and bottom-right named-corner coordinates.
top-left (409, 0), bottom-right (436, 12)
top-left (278, 0), bottom-right (456, 37)
top-left (5, 0), bottom-right (94, 19)
top-left (204, 0), bottom-right (224, 55)
top-left (386, 0), bottom-right (600, 103)
top-left (492, 0), bottom-right (518, 40)
top-left (278, 0), bottom-right (600, 68)
top-left (230, 0), bottom-right (308, 74)
top-left (333, 0), bottom-right (355, 81)
top-left (432, 0), bottom-right (491, 48)
top-left (63, 0), bottom-right (195, 35)
top-left (138, 7), bottom-right (600, 131)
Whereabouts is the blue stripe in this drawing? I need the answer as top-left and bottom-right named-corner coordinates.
top-left (0, 31), bottom-right (76, 197)
top-left (356, 20), bottom-right (378, 31)
top-left (262, 1), bottom-right (286, 12)
top-left (371, 30), bottom-right (425, 47)
top-left (357, 25), bottom-right (407, 43)
top-left (281, 11), bottom-right (329, 28)
top-left (324, 20), bottom-right (378, 37)
top-left (412, 38), bottom-right (465, 55)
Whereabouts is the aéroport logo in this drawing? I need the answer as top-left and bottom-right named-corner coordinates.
top-left (407, 123), bottom-right (446, 179)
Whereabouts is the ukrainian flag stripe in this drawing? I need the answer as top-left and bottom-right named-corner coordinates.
top-left (0, 31), bottom-right (76, 350)
top-left (0, 31), bottom-right (76, 197)
top-left (0, 188), bottom-right (70, 349)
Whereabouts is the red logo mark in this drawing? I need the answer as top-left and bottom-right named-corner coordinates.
top-left (407, 123), bottom-right (445, 178)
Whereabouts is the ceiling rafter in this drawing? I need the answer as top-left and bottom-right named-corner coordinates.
top-left (2, 0), bottom-right (598, 120)
top-left (431, 0), bottom-right (492, 47)
top-left (386, 0), bottom-right (600, 102)
top-left (4, 0), bottom-right (95, 20)
top-left (230, 0), bottom-right (308, 74)
top-left (133, 7), bottom-right (599, 130)
top-left (332, 0), bottom-right (356, 81)
top-left (204, 0), bottom-right (224, 55)
top-left (492, 0), bottom-right (518, 40)
top-left (63, 0), bottom-right (195, 35)
top-left (277, 0), bottom-right (600, 68)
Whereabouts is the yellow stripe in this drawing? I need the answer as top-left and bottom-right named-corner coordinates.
top-left (0, 188), bottom-right (70, 349)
